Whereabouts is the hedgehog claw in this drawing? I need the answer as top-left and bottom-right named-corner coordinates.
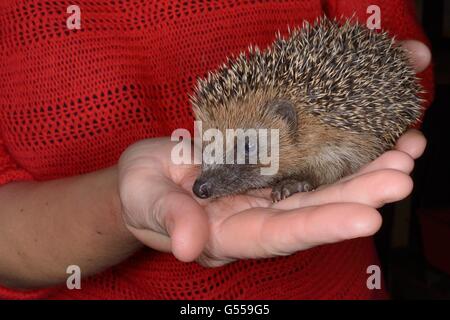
top-left (271, 179), bottom-right (312, 202)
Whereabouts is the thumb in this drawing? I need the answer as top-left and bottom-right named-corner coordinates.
top-left (399, 40), bottom-right (431, 73)
top-left (160, 191), bottom-right (209, 262)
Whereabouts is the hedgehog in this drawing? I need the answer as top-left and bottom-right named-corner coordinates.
top-left (190, 17), bottom-right (423, 202)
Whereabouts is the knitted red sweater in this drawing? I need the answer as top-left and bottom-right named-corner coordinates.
top-left (0, 0), bottom-right (433, 299)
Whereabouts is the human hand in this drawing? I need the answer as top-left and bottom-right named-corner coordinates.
top-left (117, 127), bottom-right (425, 267)
top-left (117, 40), bottom-right (429, 267)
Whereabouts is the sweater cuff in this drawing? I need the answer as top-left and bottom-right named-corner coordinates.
top-left (0, 283), bottom-right (59, 300)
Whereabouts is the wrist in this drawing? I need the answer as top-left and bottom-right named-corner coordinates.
top-left (101, 166), bottom-right (141, 248)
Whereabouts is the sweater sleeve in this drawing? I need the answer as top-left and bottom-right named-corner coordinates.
top-left (323, 0), bottom-right (435, 122)
top-left (0, 137), bottom-right (34, 186)
top-left (0, 285), bottom-right (58, 300)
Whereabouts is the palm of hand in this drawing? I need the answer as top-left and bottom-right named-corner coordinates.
top-left (118, 130), bottom-right (425, 267)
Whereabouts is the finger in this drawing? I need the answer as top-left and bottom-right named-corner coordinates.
top-left (395, 129), bottom-right (427, 159)
top-left (330, 129), bottom-right (425, 182)
top-left (159, 191), bottom-right (209, 262)
top-left (399, 40), bottom-right (431, 73)
top-left (126, 225), bottom-right (172, 253)
top-left (273, 169), bottom-right (413, 210)
top-left (215, 203), bottom-right (381, 258)
top-left (262, 203), bottom-right (382, 254)
top-left (126, 190), bottom-right (209, 262)
top-left (340, 149), bottom-right (414, 181)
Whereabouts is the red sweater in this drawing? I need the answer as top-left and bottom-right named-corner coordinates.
top-left (0, 0), bottom-right (433, 299)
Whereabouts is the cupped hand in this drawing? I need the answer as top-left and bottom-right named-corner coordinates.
top-left (118, 128), bottom-right (425, 267)
top-left (117, 40), bottom-right (429, 267)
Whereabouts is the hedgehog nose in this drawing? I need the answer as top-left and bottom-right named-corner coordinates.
top-left (193, 179), bottom-right (213, 199)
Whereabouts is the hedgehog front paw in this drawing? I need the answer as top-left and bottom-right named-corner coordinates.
top-left (271, 179), bottom-right (313, 202)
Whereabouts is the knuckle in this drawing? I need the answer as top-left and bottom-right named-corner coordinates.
top-left (382, 150), bottom-right (414, 173)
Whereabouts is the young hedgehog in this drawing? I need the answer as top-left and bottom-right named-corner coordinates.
top-left (191, 17), bottom-right (423, 202)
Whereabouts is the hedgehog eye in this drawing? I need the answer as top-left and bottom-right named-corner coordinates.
top-left (245, 141), bottom-right (257, 155)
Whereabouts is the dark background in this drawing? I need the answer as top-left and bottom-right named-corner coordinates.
top-left (375, 0), bottom-right (450, 299)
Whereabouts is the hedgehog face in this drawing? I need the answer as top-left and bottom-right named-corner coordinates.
top-left (192, 95), bottom-right (298, 199)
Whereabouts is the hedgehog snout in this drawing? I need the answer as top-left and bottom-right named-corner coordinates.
top-left (192, 167), bottom-right (240, 199)
top-left (192, 165), bottom-right (268, 199)
top-left (193, 178), bottom-right (213, 199)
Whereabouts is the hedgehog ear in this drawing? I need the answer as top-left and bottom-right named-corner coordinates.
top-left (268, 100), bottom-right (297, 129)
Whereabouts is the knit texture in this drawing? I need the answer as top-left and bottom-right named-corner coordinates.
top-left (0, 0), bottom-right (433, 299)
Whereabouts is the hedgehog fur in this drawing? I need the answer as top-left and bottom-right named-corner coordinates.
top-left (191, 16), bottom-right (423, 201)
